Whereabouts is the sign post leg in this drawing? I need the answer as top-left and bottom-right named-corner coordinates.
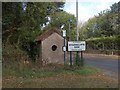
top-left (64, 51), bottom-right (66, 65)
top-left (81, 51), bottom-right (84, 66)
top-left (76, 51), bottom-right (79, 66)
top-left (70, 51), bottom-right (72, 66)
top-left (64, 37), bottom-right (66, 65)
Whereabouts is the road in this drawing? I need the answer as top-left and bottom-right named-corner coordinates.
top-left (84, 54), bottom-right (118, 79)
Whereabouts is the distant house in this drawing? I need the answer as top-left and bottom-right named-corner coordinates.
top-left (35, 28), bottom-right (64, 65)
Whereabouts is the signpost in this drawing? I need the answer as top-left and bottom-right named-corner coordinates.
top-left (68, 41), bottom-right (86, 51)
top-left (68, 41), bottom-right (86, 66)
top-left (68, 18), bottom-right (73, 66)
top-left (63, 30), bottom-right (66, 65)
top-left (61, 0), bottom-right (86, 67)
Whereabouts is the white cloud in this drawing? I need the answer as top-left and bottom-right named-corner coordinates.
top-left (78, 5), bottom-right (92, 22)
top-left (64, 2), bottom-right (76, 15)
top-left (64, 0), bottom-right (119, 22)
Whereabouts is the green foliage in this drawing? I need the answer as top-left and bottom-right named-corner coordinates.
top-left (80, 2), bottom-right (119, 53)
top-left (116, 35), bottom-right (120, 50)
top-left (48, 11), bottom-right (77, 40)
top-left (75, 52), bottom-right (84, 67)
top-left (75, 52), bottom-right (80, 66)
top-left (2, 44), bottom-right (28, 75)
top-left (85, 36), bottom-right (119, 51)
top-left (86, 36), bottom-right (117, 42)
top-left (2, 2), bottom-right (65, 61)
top-left (20, 41), bottom-right (40, 63)
top-left (80, 2), bottom-right (119, 39)
top-left (2, 2), bottom-right (23, 30)
top-left (74, 66), bottom-right (98, 75)
top-left (3, 61), bottom-right (98, 77)
top-left (2, 44), bottom-right (27, 61)
top-left (2, 2), bottom-right (23, 44)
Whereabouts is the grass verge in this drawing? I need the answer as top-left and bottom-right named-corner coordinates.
top-left (3, 62), bottom-right (99, 78)
top-left (3, 63), bottom-right (118, 88)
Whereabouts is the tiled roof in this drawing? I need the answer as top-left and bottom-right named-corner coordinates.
top-left (35, 27), bottom-right (62, 42)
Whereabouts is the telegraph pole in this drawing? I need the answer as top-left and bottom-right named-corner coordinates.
top-left (76, 0), bottom-right (84, 66)
top-left (76, 0), bottom-right (79, 41)
top-left (76, 0), bottom-right (80, 66)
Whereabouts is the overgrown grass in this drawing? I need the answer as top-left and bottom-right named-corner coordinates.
top-left (3, 63), bottom-right (118, 88)
top-left (3, 59), bottom-right (118, 88)
top-left (3, 61), bottom-right (99, 78)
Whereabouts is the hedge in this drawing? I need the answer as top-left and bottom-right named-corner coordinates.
top-left (85, 35), bottom-right (120, 51)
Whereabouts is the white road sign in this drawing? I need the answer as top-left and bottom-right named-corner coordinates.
top-left (62, 46), bottom-right (66, 51)
top-left (68, 41), bottom-right (86, 51)
top-left (63, 30), bottom-right (66, 37)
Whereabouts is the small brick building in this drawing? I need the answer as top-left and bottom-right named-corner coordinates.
top-left (35, 28), bottom-right (64, 65)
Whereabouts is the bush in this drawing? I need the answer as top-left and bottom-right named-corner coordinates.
top-left (75, 52), bottom-right (84, 67)
top-left (19, 41), bottom-right (40, 63)
top-left (2, 43), bottom-right (29, 72)
top-left (85, 36), bottom-right (119, 51)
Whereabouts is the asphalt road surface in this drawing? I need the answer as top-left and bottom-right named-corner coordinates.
top-left (84, 54), bottom-right (118, 79)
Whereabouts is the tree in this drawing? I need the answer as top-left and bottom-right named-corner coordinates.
top-left (80, 1), bottom-right (120, 39)
top-left (110, 2), bottom-right (119, 35)
top-left (2, 2), bottom-right (65, 61)
top-left (80, 17), bottom-right (99, 39)
top-left (19, 2), bottom-right (65, 61)
top-left (2, 2), bottom-right (23, 44)
top-left (47, 11), bottom-right (77, 40)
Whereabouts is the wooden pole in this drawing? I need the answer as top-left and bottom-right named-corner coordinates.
top-left (76, 0), bottom-right (80, 66)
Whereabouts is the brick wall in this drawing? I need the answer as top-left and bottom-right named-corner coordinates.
top-left (41, 33), bottom-right (64, 64)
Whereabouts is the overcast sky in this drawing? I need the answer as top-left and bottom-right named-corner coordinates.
top-left (64, 0), bottom-right (119, 22)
